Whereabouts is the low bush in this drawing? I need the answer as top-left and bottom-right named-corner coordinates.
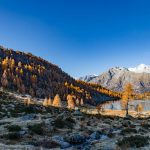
top-left (53, 118), bottom-right (65, 128)
top-left (65, 117), bottom-right (75, 124)
top-left (28, 140), bottom-right (59, 148)
top-left (117, 135), bottom-right (149, 148)
top-left (7, 125), bottom-right (21, 132)
top-left (7, 132), bottom-right (20, 140)
top-left (141, 123), bottom-right (150, 129)
top-left (121, 128), bottom-right (137, 135)
top-left (28, 124), bottom-right (43, 135)
top-left (53, 117), bottom-right (75, 129)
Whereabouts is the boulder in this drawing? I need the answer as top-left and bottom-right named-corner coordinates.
top-left (90, 131), bottom-right (101, 140)
top-left (52, 135), bottom-right (71, 149)
top-left (67, 133), bottom-right (86, 145)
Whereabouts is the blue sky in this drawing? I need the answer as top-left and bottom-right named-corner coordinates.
top-left (0, 0), bottom-right (150, 78)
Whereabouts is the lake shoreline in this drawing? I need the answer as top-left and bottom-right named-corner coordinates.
top-left (81, 108), bottom-right (150, 118)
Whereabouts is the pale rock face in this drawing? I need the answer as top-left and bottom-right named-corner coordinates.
top-left (79, 75), bottom-right (98, 82)
top-left (79, 64), bottom-right (150, 93)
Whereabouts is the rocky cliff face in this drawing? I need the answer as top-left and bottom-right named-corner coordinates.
top-left (80, 65), bottom-right (150, 93)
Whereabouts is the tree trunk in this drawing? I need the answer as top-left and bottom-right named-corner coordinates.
top-left (126, 101), bottom-right (129, 116)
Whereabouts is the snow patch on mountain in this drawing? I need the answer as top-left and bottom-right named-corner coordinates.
top-left (128, 64), bottom-right (150, 73)
top-left (79, 75), bottom-right (97, 82)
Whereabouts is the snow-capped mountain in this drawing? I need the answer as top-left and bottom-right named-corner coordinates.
top-left (79, 64), bottom-right (150, 93)
top-left (79, 74), bottom-right (98, 82)
top-left (128, 64), bottom-right (150, 73)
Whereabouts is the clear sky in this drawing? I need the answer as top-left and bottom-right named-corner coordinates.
top-left (0, 0), bottom-right (150, 78)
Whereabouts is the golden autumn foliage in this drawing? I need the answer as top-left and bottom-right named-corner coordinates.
top-left (136, 104), bottom-right (143, 113)
top-left (122, 83), bottom-right (134, 100)
top-left (67, 94), bottom-right (75, 109)
top-left (47, 98), bottom-right (52, 106)
top-left (43, 98), bottom-right (48, 107)
top-left (1, 70), bottom-right (8, 88)
top-left (26, 98), bottom-right (31, 106)
top-left (121, 83), bottom-right (134, 116)
top-left (43, 97), bottom-right (52, 107)
top-left (53, 94), bottom-right (62, 107)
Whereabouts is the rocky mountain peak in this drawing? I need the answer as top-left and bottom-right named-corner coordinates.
top-left (79, 64), bottom-right (150, 93)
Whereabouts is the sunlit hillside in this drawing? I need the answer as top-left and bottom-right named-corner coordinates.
top-left (0, 46), bottom-right (120, 105)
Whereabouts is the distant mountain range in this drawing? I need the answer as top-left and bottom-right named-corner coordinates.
top-left (79, 64), bottom-right (150, 93)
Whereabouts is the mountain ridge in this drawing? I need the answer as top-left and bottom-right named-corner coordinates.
top-left (79, 64), bottom-right (150, 93)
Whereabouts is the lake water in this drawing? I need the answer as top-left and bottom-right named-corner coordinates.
top-left (103, 100), bottom-right (150, 111)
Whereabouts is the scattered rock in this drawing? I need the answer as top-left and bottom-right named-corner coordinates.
top-left (90, 131), bottom-right (101, 140)
top-left (67, 133), bottom-right (86, 145)
top-left (52, 135), bottom-right (71, 148)
top-left (21, 114), bottom-right (36, 121)
top-left (19, 131), bottom-right (26, 136)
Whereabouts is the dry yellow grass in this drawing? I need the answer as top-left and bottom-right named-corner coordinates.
top-left (81, 108), bottom-right (150, 118)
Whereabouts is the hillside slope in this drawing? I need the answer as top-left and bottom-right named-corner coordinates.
top-left (0, 46), bottom-right (120, 105)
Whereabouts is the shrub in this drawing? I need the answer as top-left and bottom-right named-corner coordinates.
top-left (65, 117), bottom-right (75, 128)
top-left (121, 128), bottom-right (137, 135)
top-left (65, 117), bottom-right (75, 124)
top-left (117, 135), bottom-right (149, 148)
top-left (42, 141), bottom-right (60, 149)
top-left (107, 132), bottom-right (115, 138)
top-left (141, 123), bottom-right (150, 129)
top-left (7, 132), bottom-right (20, 140)
top-left (23, 106), bottom-right (36, 114)
top-left (7, 125), bottom-right (21, 132)
top-left (28, 140), bottom-right (59, 148)
top-left (28, 124), bottom-right (43, 135)
top-left (53, 117), bottom-right (75, 129)
top-left (53, 118), bottom-right (65, 128)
